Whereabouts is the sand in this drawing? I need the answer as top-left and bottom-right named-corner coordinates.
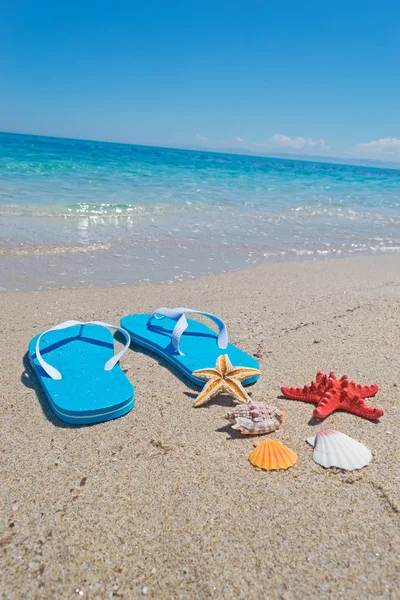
top-left (1, 254), bottom-right (399, 599)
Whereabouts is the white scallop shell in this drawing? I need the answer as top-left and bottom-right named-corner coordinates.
top-left (306, 430), bottom-right (372, 470)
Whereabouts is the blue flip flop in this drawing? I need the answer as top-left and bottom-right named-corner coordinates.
top-left (28, 320), bottom-right (134, 425)
top-left (120, 307), bottom-right (259, 386)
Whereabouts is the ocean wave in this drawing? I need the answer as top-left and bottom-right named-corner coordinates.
top-left (0, 242), bottom-right (111, 257)
top-left (1, 199), bottom-right (399, 225)
top-left (287, 203), bottom-right (400, 223)
top-left (0, 201), bottom-right (192, 220)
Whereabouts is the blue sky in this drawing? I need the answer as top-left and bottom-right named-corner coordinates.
top-left (1, 1), bottom-right (400, 161)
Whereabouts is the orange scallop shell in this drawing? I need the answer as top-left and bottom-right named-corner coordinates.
top-left (248, 440), bottom-right (297, 471)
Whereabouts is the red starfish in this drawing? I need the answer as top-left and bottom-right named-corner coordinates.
top-left (281, 371), bottom-right (383, 420)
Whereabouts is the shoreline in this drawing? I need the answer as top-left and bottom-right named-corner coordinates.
top-left (1, 254), bottom-right (399, 598)
top-left (1, 244), bottom-right (400, 291)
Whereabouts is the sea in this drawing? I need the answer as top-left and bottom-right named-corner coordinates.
top-left (1, 132), bottom-right (399, 290)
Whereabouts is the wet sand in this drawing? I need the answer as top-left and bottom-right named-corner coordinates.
top-left (1, 254), bottom-right (399, 599)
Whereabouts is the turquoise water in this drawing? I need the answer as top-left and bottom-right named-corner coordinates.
top-left (1, 132), bottom-right (400, 289)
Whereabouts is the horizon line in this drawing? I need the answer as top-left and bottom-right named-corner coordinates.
top-left (2, 129), bottom-right (400, 173)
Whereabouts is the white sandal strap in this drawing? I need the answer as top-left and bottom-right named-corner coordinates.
top-left (35, 320), bottom-right (131, 380)
top-left (153, 307), bottom-right (228, 356)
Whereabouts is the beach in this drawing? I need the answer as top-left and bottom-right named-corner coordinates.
top-left (1, 253), bottom-right (399, 599)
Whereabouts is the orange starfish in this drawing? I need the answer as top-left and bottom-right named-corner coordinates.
top-left (281, 371), bottom-right (382, 420)
top-left (192, 354), bottom-right (260, 407)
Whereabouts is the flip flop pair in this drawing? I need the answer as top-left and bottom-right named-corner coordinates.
top-left (28, 308), bottom-right (259, 425)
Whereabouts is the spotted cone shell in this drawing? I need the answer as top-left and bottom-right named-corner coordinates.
top-left (225, 402), bottom-right (284, 435)
top-left (249, 440), bottom-right (297, 471)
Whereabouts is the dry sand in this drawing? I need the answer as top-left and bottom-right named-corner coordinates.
top-left (1, 255), bottom-right (399, 599)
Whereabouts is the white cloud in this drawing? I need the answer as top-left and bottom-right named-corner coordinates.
top-left (263, 133), bottom-right (330, 152)
top-left (357, 137), bottom-right (400, 158)
top-left (236, 136), bottom-right (244, 142)
top-left (195, 134), bottom-right (208, 141)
